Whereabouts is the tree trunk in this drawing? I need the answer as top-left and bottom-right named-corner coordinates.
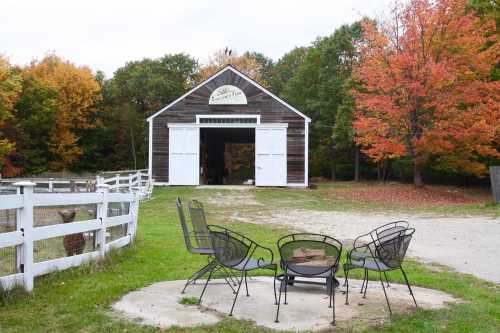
top-left (130, 126), bottom-right (137, 170)
top-left (383, 160), bottom-right (391, 182)
top-left (413, 161), bottom-right (423, 187)
top-left (354, 146), bottom-right (360, 182)
top-left (331, 143), bottom-right (336, 181)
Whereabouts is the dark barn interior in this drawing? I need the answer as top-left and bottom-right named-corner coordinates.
top-left (200, 128), bottom-right (255, 185)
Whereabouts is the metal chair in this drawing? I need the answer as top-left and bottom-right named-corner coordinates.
top-left (344, 228), bottom-right (417, 315)
top-left (344, 221), bottom-right (409, 295)
top-left (198, 225), bottom-right (278, 316)
top-left (176, 197), bottom-right (235, 294)
top-left (275, 233), bottom-right (342, 326)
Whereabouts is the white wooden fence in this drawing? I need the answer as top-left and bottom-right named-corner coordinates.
top-left (0, 181), bottom-right (140, 292)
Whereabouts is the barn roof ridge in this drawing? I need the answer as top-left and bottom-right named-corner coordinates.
top-left (146, 64), bottom-right (311, 122)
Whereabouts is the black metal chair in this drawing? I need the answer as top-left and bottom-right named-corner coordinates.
top-left (198, 225), bottom-right (278, 316)
top-left (275, 233), bottom-right (342, 326)
top-left (176, 197), bottom-right (235, 294)
top-left (344, 221), bottom-right (409, 295)
top-left (344, 228), bottom-right (417, 315)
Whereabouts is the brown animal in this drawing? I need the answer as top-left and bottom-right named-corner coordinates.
top-left (58, 210), bottom-right (86, 256)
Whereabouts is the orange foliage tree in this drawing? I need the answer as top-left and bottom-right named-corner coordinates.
top-left (197, 49), bottom-right (266, 84)
top-left (0, 55), bottom-right (21, 173)
top-left (23, 55), bottom-right (101, 170)
top-left (352, 0), bottom-right (500, 186)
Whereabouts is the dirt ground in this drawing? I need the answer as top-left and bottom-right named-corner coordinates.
top-left (201, 189), bottom-right (500, 284)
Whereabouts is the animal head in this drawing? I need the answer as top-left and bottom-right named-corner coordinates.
top-left (58, 210), bottom-right (76, 223)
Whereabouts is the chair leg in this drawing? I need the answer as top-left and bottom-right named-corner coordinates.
top-left (360, 269), bottom-right (367, 294)
top-left (275, 276), bottom-right (285, 323)
top-left (329, 277), bottom-right (333, 308)
top-left (273, 268), bottom-right (278, 305)
top-left (384, 271), bottom-right (390, 287)
top-left (182, 260), bottom-right (217, 294)
top-left (284, 274), bottom-right (288, 305)
top-left (378, 271), bottom-right (392, 315)
top-left (331, 274), bottom-right (336, 326)
top-left (363, 270), bottom-right (369, 299)
top-left (400, 267), bottom-right (418, 308)
top-left (221, 266), bottom-right (239, 286)
top-left (229, 271), bottom-right (245, 316)
top-left (244, 271), bottom-right (250, 297)
top-left (198, 268), bottom-right (214, 304)
top-left (222, 275), bottom-right (237, 294)
top-left (344, 268), bottom-right (350, 305)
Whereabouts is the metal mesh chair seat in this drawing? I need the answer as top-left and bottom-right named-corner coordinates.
top-left (190, 247), bottom-right (215, 255)
top-left (350, 250), bottom-right (370, 260)
top-left (361, 258), bottom-right (392, 272)
top-left (232, 258), bottom-right (276, 271)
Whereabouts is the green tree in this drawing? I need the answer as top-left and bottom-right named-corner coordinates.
top-left (266, 47), bottom-right (308, 95)
top-left (281, 22), bottom-right (364, 179)
top-left (80, 54), bottom-right (198, 171)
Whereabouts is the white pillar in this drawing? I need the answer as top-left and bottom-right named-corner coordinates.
top-left (14, 181), bottom-right (36, 292)
top-left (96, 184), bottom-right (109, 257)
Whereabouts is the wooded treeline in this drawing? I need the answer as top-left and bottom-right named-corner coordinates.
top-left (0, 0), bottom-right (498, 186)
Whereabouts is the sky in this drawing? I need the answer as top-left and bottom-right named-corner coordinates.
top-left (1, 0), bottom-right (393, 77)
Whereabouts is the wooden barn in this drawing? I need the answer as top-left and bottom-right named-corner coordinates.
top-left (147, 65), bottom-right (310, 187)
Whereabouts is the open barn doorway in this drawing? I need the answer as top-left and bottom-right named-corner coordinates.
top-left (200, 128), bottom-right (255, 185)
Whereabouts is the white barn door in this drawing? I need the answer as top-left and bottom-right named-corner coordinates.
top-left (255, 127), bottom-right (287, 186)
top-left (169, 127), bottom-right (200, 185)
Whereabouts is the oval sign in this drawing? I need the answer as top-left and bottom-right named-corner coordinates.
top-left (209, 85), bottom-right (247, 105)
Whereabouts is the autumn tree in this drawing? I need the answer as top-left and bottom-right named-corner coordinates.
top-left (353, 0), bottom-right (500, 187)
top-left (197, 49), bottom-right (267, 83)
top-left (13, 55), bottom-right (101, 172)
top-left (0, 55), bottom-right (22, 174)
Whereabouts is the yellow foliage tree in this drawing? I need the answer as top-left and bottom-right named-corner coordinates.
top-left (197, 49), bottom-right (267, 84)
top-left (0, 55), bottom-right (21, 168)
top-left (24, 55), bottom-right (101, 170)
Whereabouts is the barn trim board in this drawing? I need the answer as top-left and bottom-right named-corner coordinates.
top-left (147, 65), bottom-right (310, 188)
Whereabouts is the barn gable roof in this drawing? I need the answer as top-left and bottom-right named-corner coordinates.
top-left (146, 65), bottom-right (311, 122)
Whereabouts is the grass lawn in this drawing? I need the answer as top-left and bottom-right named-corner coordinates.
top-left (0, 185), bottom-right (499, 332)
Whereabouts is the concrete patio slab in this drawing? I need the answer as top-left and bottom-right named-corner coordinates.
top-left (112, 277), bottom-right (459, 331)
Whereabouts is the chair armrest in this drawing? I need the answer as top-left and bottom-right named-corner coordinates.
top-left (353, 231), bottom-right (371, 249)
top-left (254, 243), bottom-right (275, 268)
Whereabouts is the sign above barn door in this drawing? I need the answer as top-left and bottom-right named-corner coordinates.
top-left (209, 85), bottom-right (247, 105)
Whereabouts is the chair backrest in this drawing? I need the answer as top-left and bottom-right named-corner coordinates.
top-left (277, 233), bottom-right (342, 277)
top-left (375, 228), bottom-right (415, 269)
top-left (176, 197), bottom-right (194, 252)
top-left (208, 226), bottom-right (252, 269)
top-left (188, 200), bottom-right (212, 249)
top-left (371, 221), bottom-right (409, 244)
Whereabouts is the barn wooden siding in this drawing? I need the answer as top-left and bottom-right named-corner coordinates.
top-left (151, 69), bottom-right (306, 184)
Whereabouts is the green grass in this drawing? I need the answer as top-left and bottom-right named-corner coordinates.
top-left (0, 186), bottom-right (499, 332)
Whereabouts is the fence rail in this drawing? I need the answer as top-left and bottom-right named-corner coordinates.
top-left (0, 170), bottom-right (153, 200)
top-left (0, 181), bottom-right (140, 292)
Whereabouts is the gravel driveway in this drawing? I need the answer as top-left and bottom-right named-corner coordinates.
top-left (233, 209), bottom-right (500, 283)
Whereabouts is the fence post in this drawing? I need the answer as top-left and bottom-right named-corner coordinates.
top-left (48, 178), bottom-right (54, 193)
top-left (14, 181), bottom-right (35, 292)
top-left (136, 171), bottom-right (142, 194)
top-left (115, 174), bottom-right (120, 189)
top-left (96, 184), bottom-right (109, 257)
top-left (129, 192), bottom-right (139, 241)
top-left (128, 173), bottom-right (134, 192)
